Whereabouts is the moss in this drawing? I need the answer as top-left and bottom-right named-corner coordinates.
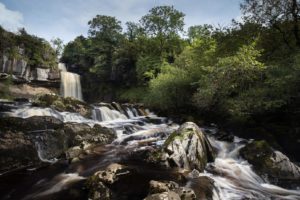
top-left (33, 94), bottom-right (92, 118)
top-left (240, 140), bottom-right (280, 177)
top-left (163, 129), bottom-right (194, 147)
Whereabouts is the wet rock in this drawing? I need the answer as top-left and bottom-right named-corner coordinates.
top-left (186, 175), bottom-right (214, 200)
top-left (95, 163), bottom-right (132, 185)
top-left (162, 122), bottom-right (215, 172)
top-left (144, 191), bottom-right (181, 200)
top-left (0, 116), bottom-right (63, 132)
top-left (33, 94), bottom-right (92, 118)
top-left (0, 116), bottom-right (115, 171)
top-left (66, 146), bottom-right (83, 160)
top-left (146, 180), bottom-right (196, 200)
top-left (174, 187), bottom-right (196, 200)
top-left (86, 163), bottom-right (140, 199)
top-left (214, 130), bottom-right (234, 142)
top-left (240, 140), bottom-right (300, 184)
top-left (86, 176), bottom-right (112, 200)
top-left (0, 131), bottom-right (39, 172)
top-left (149, 180), bottom-right (177, 194)
top-left (64, 123), bottom-right (116, 147)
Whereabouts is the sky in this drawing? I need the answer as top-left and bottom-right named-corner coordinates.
top-left (0, 0), bottom-right (242, 43)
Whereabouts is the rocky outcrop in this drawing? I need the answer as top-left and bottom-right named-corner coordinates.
top-left (64, 123), bottom-right (115, 162)
top-left (0, 55), bottom-right (60, 85)
top-left (240, 140), bottom-right (300, 184)
top-left (0, 116), bottom-right (116, 172)
top-left (0, 130), bottom-right (39, 172)
top-left (153, 122), bottom-right (215, 172)
top-left (34, 94), bottom-right (92, 117)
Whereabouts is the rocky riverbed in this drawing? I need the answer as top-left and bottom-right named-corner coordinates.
top-left (0, 95), bottom-right (300, 200)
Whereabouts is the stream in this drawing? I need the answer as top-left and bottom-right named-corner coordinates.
top-left (0, 102), bottom-right (300, 200)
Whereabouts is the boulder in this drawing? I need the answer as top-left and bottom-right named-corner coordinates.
top-left (162, 122), bottom-right (215, 171)
top-left (144, 191), bottom-right (181, 200)
top-left (86, 176), bottom-right (112, 200)
top-left (145, 180), bottom-right (196, 200)
top-left (95, 163), bottom-right (132, 185)
top-left (86, 163), bottom-right (138, 200)
top-left (240, 140), bottom-right (300, 184)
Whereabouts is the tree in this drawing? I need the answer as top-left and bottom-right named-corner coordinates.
top-left (51, 37), bottom-right (64, 58)
top-left (241, 0), bottom-right (300, 47)
top-left (88, 15), bottom-right (123, 79)
top-left (88, 15), bottom-right (122, 44)
top-left (140, 6), bottom-right (185, 58)
top-left (193, 41), bottom-right (265, 116)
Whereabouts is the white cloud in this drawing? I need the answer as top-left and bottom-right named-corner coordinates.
top-left (0, 2), bottom-right (24, 31)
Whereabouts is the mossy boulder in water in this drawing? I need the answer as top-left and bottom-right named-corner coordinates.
top-left (33, 94), bottom-right (92, 117)
top-left (240, 140), bottom-right (300, 184)
top-left (162, 122), bottom-right (215, 172)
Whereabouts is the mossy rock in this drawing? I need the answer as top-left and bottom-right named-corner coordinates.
top-left (33, 94), bottom-right (92, 118)
top-left (240, 140), bottom-right (300, 183)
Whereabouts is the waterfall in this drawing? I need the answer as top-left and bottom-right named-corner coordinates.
top-left (92, 106), bottom-right (127, 121)
top-left (59, 63), bottom-right (83, 100)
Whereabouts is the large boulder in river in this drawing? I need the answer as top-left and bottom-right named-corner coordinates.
top-left (33, 94), bottom-right (92, 117)
top-left (240, 140), bottom-right (300, 184)
top-left (161, 122), bottom-right (215, 172)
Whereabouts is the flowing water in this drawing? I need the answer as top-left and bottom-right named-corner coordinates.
top-left (0, 103), bottom-right (300, 200)
top-left (59, 63), bottom-right (83, 100)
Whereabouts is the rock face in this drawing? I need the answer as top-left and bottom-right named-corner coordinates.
top-left (33, 94), bottom-right (92, 118)
top-left (162, 122), bottom-right (215, 172)
top-left (0, 116), bottom-right (116, 172)
top-left (0, 131), bottom-right (39, 172)
top-left (240, 140), bottom-right (300, 184)
top-left (0, 55), bottom-right (60, 84)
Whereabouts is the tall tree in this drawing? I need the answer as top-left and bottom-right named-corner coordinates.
top-left (88, 15), bottom-right (123, 79)
top-left (140, 6), bottom-right (185, 58)
top-left (241, 0), bottom-right (300, 47)
top-left (51, 37), bottom-right (64, 58)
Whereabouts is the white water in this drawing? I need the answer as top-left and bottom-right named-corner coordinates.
top-left (59, 63), bottom-right (82, 100)
top-left (92, 106), bottom-right (127, 121)
top-left (2, 103), bottom-right (300, 199)
top-left (23, 173), bottom-right (85, 199)
top-left (194, 136), bottom-right (300, 200)
top-left (60, 71), bottom-right (82, 100)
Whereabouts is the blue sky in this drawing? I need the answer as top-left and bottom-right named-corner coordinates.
top-left (0, 0), bottom-right (242, 43)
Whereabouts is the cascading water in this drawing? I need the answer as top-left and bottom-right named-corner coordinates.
top-left (1, 102), bottom-right (300, 200)
top-left (59, 63), bottom-right (82, 100)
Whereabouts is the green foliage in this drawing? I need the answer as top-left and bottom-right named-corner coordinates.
top-left (145, 63), bottom-right (192, 110)
top-left (0, 75), bottom-right (12, 99)
top-left (61, 3), bottom-right (300, 125)
top-left (51, 37), bottom-right (64, 57)
top-left (136, 55), bottom-right (161, 84)
top-left (0, 27), bottom-right (57, 69)
top-left (193, 42), bottom-right (265, 116)
top-left (119, 87), bottom-right (148, 103)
